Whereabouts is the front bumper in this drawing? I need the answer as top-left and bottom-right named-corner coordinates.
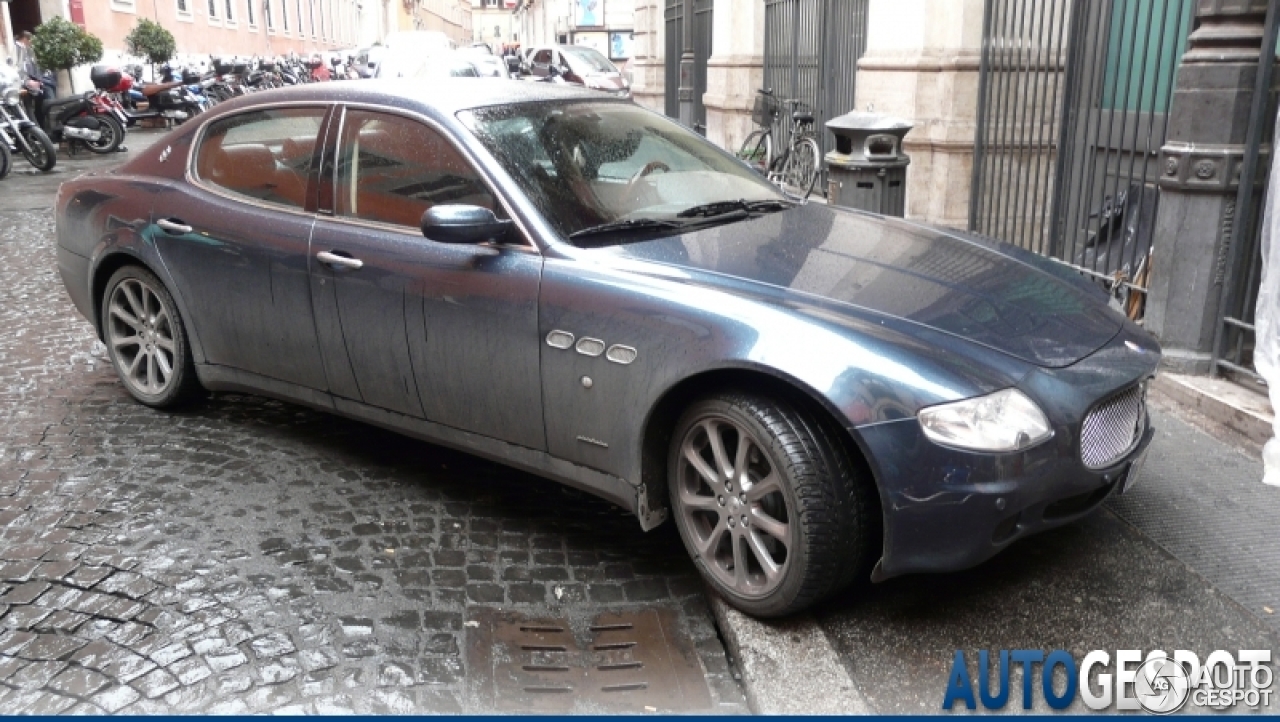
top-left (859, 326), bottom-right (1160, 580)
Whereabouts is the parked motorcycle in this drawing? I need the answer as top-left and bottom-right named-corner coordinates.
top-left (0, 63), bottom-right (56, 171)
top-left (114, 67), bottom-right (197, 127)
top-left (0, 135), bottom-right (10, 180)
top-left (29, 66), bottom-right (128, 156)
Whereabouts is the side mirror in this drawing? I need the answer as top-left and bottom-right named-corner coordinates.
top-left (421, 204), bottom-right (513, 245)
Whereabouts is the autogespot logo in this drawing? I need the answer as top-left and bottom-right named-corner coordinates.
top-left (942, 649), bottom-right (1274, 712)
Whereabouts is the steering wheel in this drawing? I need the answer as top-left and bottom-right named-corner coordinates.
top-left (626, 160), bottom-right (670, 194)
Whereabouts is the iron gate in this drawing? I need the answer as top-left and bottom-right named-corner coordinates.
top-left (970, 0), bottom-right (1193, 317)
top-left (664, 0), bottom-right (713, 133)
top-left (762, 0), bottom-right (869, 162)
top-left (1212, 4), bottom-right (1280, 381)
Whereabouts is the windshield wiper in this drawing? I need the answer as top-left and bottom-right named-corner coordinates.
top-left (675, 198), bottom-right (796, 219)
top-left (569, 217), bottom-right (687, 243)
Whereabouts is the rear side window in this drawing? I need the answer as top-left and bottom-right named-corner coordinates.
top-left (194, 107), bottom-right (326, 210)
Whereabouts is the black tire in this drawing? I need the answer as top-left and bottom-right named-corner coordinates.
top-left (84, 115), bottom-right (125, 155)
top-left (100, 265), bottom-right (201, 408)
top-left (0, 140), bottom-right (10, 180)
top-left (668, 392), bottom-right (879, 617)
top-left (784, 136), bottom-right (821, 199)
top-left (19, 126), bottom-right (56, 171)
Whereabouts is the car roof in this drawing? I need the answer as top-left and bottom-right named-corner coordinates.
top-left (207, 78), bottom-right (615, 117)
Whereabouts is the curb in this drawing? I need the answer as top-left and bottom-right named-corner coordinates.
top-left (708, 590), bottom-right (871, 715)
top-left (1152, 373), bottom-right (1272, 448)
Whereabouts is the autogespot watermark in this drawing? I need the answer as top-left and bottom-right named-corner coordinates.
top-left (942, 649), bottom-right (1274, 713)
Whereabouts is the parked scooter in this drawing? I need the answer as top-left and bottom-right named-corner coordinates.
top-left (33, 66), bottom-right (127, 155)
top-left (0, 62), bottom-right (56, 171)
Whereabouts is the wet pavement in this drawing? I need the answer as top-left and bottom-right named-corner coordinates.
top-left (0, 130), bottom-right (749, 714)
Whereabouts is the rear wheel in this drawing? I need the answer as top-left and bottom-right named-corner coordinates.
top-left (19, 126), bottom-right (56, 171)
top-left (84, 115), bottom-right (124, 154)
top-left (783, 136), bottom-right (821, 199)
top-left (100, 266), bottom-right (201, 408)
top-left (668, 392), bottom-right (878, 617)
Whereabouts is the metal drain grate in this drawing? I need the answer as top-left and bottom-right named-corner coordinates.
top-left (469, 608), bottom-right (713, 712)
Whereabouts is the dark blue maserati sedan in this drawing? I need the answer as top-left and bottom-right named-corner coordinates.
top-left (55, 80), bottom-right (1158, 617)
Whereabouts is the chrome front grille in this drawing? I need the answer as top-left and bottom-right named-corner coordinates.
top-left (1080, 384), bottom-right (1146, 469)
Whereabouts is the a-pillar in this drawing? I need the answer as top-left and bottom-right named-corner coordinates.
top-left (1146, 0), bottom-right (1275, 373)
top-left (631, 0), bottom-right (665, 113)
top-left (853, 0), bottom-right (986, 228)
top-left (702, 0), bottom-right (763, 152)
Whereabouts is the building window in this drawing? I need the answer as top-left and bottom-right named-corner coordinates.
top-left (265, 0), bottom-right (274, 29)
top-left (224, 0), bottom-right (236, 24)
top-left (176, 0), bottom-right (190, 15)
top-left (110, 0), bottom-right (137, 12)
top-left (281, 0), bottom-right (289, 31)
top-left (246, 0), bottom-right (256, 26)
top-left (207, 0), bottom-right (220, 23)
top-left (309, 0), bottom-right (317, 38)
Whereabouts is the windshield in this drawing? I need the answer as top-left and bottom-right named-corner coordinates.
top-left (561, 46), bottom-right (616, 74)
top-left (461, 102), bottom-right (785, 243)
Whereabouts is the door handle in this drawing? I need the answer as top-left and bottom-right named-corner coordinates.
top-left (316, 250), bottom-right (364, 270)
top-left (156, 218), bottom-right (192, 234)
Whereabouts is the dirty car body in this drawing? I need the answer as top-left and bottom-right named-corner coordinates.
top-left (55, 81), bottom-right (1159, 616)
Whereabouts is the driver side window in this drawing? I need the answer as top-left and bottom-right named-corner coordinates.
top-left (334, 110), bottom-right (503, 229)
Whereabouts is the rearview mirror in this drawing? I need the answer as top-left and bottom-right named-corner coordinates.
top-left (421, 204), bottom-right (513, 245)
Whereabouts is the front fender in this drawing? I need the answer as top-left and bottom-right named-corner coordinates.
top-left (537, 253), bottom-right (1032, 492)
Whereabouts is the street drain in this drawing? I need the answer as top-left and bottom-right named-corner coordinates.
top-left (469, 608), bottom-right (713, 712)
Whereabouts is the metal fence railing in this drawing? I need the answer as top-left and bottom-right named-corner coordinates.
top-left (1211, 2), bottom-right (1280, 382)
top-left (971, 0), bottom-right (1193, 320)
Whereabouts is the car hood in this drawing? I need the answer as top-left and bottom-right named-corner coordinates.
top-left (604, 203), bottom-right (1122, 368)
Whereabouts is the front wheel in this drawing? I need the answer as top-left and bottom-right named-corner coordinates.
top-left (101, 266), bottom-right (201, 408)
top-left (19, 125), bottom-right (56, 171)
top-left (84, 115), bottom-right (124, 154)
top-left (737, 129), bottom-right (773, 174)
top-left (0, 139), bottom-right (10, 180)
top-left (668, 392), bottom-right (878, 617)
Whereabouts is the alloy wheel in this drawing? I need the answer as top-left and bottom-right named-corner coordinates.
top-left (674, 415), bottom-right (793, 597)
top-left (106, 278), bottom-right (177, 397)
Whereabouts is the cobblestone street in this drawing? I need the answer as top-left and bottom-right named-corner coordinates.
top-left (0, 134), bottom-right (748, 714)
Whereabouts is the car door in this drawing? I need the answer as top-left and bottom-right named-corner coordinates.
top-left (308, 107), bottom-right (546, 449)
top-left (153, 105), bottom-right (330, 390)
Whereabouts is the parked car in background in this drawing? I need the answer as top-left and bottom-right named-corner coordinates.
top-left (383, 31), bottom-right (454, 54)
top-left (458, 47), bottom-right (511, 79)
top-left (527, 45), bottom-right (630, 98)
top-left (374, 51), bottom-right (479, 80)
top-left (54, 81), bottom-right (1158, 619)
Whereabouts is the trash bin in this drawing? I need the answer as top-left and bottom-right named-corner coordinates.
top-left (824, 112), bottom-right (913, 216)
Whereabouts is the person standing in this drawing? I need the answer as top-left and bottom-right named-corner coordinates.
top-left (14, 31), bottom-right (51, 128)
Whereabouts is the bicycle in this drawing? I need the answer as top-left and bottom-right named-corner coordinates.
top-left (737, 88), bottom-right (822, 199)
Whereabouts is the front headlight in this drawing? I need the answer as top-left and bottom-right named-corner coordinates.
top-left (2, 88), bottom-right (20, 106)
top-left (917, 388), bottom-right (1053, 453)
